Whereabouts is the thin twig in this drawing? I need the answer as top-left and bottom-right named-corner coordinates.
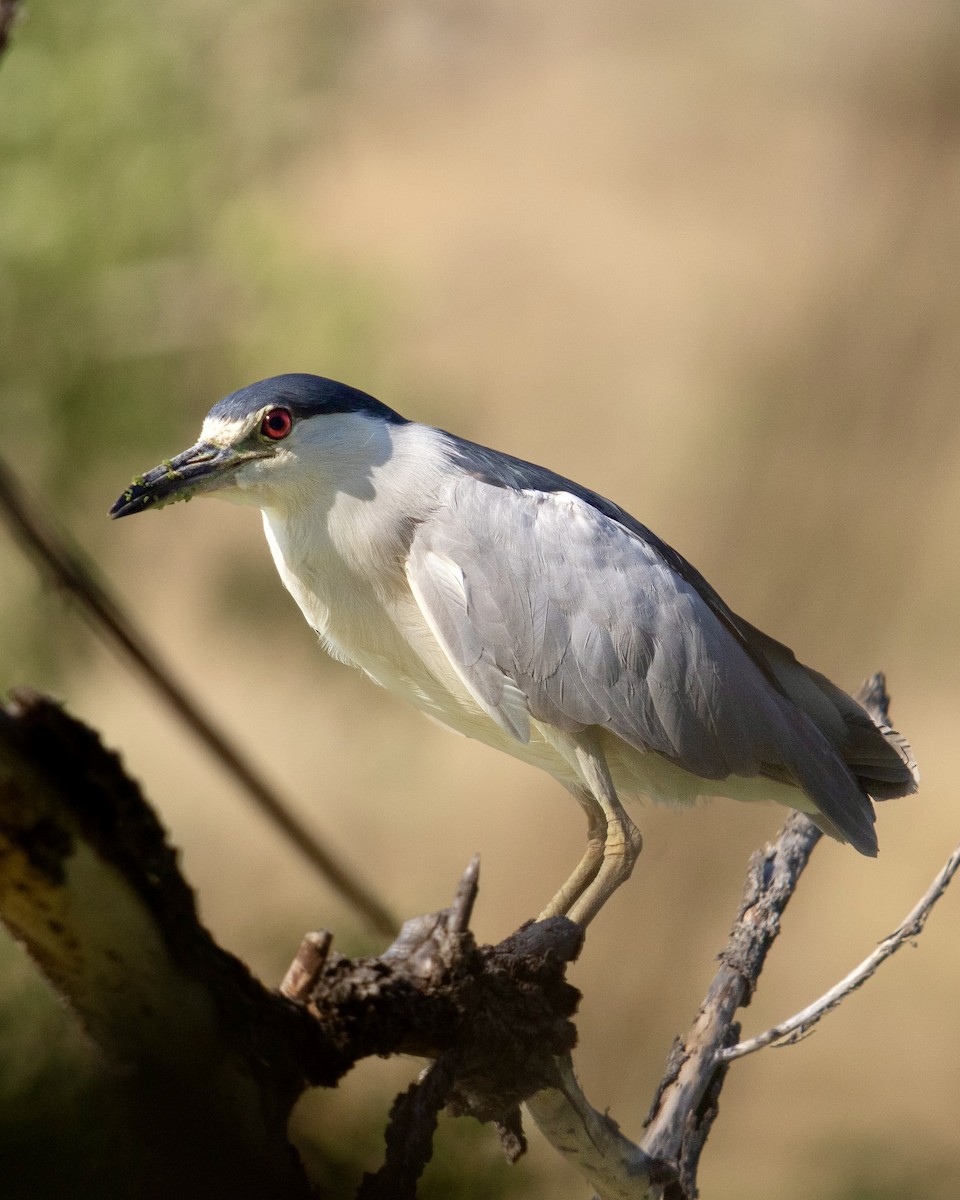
top-left (0, 457), bottom-right (398, 936)
top-left (720, 838), bottom-right (960, 1061)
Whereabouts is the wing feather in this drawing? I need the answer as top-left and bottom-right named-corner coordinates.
top-left (405, 546), bottom-right (531, 742)
top-left (405, 475), bottom-right (887, 853)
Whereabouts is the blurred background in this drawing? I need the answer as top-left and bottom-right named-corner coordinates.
top-left (1, 1), bottom-right (959, 1196)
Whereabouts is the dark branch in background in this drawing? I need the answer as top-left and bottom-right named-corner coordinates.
top-left (0, 0), bottom-right (21, 58)
top-left (0, 457), bottom-right (397, 936)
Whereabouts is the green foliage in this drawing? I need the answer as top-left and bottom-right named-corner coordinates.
top-left (0, 0), bottom-right (389, 683)
top-left (0, 0), bottom-right (386, 505)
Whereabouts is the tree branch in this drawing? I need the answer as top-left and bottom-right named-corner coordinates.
top-left (0, 688), bottom-right (317, 1197)
top-left (0, 689), bottom-right (582, 1196)
top-left (721, 838), bottom-right (960, 1061)
top-left (516, 810), bottom-right (822, 1200)
top-left (638, 811), bottom-right (822, 1194)
top-left (526, 1056), bottom-right (670, 1199)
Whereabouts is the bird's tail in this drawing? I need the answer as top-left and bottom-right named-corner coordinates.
top-left (740, 620), bottom-right (918, 854)
top-left (741, 619), bottom-right (918, 798)
top-left (837, 670), bottom-right (919, 800)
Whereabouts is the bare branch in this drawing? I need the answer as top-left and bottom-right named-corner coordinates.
top-left (522, 808), bottom-right (820, 1198)
top-left (0, 457), bottom-right (398, 935)
top-left (526, 1057), bottom-right (670, 1199)
top-left (0, 690), bottom-right (585, 1193)
top-left (519, 811), bottom-right (821, 1199)
top-left (638, 810), bottom-right (821, 1191)
top-left (721, 838), bottom-right (960, 1060)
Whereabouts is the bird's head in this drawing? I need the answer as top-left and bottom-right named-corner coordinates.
top-left (110, 374), bottom-right (406, 519)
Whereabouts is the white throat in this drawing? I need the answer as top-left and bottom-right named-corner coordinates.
top-left (259, 420), bottom-right (449, 665)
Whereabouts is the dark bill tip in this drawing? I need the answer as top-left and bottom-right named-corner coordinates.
top-left (109, 482), bottom-right (162, 519)
top-left (109, 442), bottom-right (235, 519)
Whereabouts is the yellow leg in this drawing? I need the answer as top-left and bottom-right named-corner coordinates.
top-left (537, 785), bottom-right (606, 920)
top-left (539, 732), bottom-right (643, 928)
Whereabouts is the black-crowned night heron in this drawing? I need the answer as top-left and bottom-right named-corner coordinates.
top-left (111, 374), bottom-right (918, 927)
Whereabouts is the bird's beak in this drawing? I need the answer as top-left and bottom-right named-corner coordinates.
top-left (109, 441), bottom-right (252, 518)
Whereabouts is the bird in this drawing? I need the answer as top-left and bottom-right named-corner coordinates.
top-left (111, 374), bottom-right (918, 927)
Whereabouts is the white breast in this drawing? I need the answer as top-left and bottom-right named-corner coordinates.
top-left (259, 424), bottom-right (491, 721)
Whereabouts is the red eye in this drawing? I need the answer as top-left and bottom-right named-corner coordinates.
top-left (261, 408), bottom-right (293, 440)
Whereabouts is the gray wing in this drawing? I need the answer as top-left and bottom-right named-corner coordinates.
top-left (406, 475), bottom-right (880, 852)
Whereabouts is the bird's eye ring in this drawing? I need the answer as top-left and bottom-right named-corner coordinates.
top-left (261, 408), bottom-right (293, 440)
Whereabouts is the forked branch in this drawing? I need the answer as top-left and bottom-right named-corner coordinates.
top-left (722, 838), bottom-right (960, 1061)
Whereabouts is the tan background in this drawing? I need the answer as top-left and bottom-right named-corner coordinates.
top-left (1, 3), bottom-right (959, 1196)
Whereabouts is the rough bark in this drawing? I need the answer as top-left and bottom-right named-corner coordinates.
top-left (0, 690), bottom-right (581, 1197)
